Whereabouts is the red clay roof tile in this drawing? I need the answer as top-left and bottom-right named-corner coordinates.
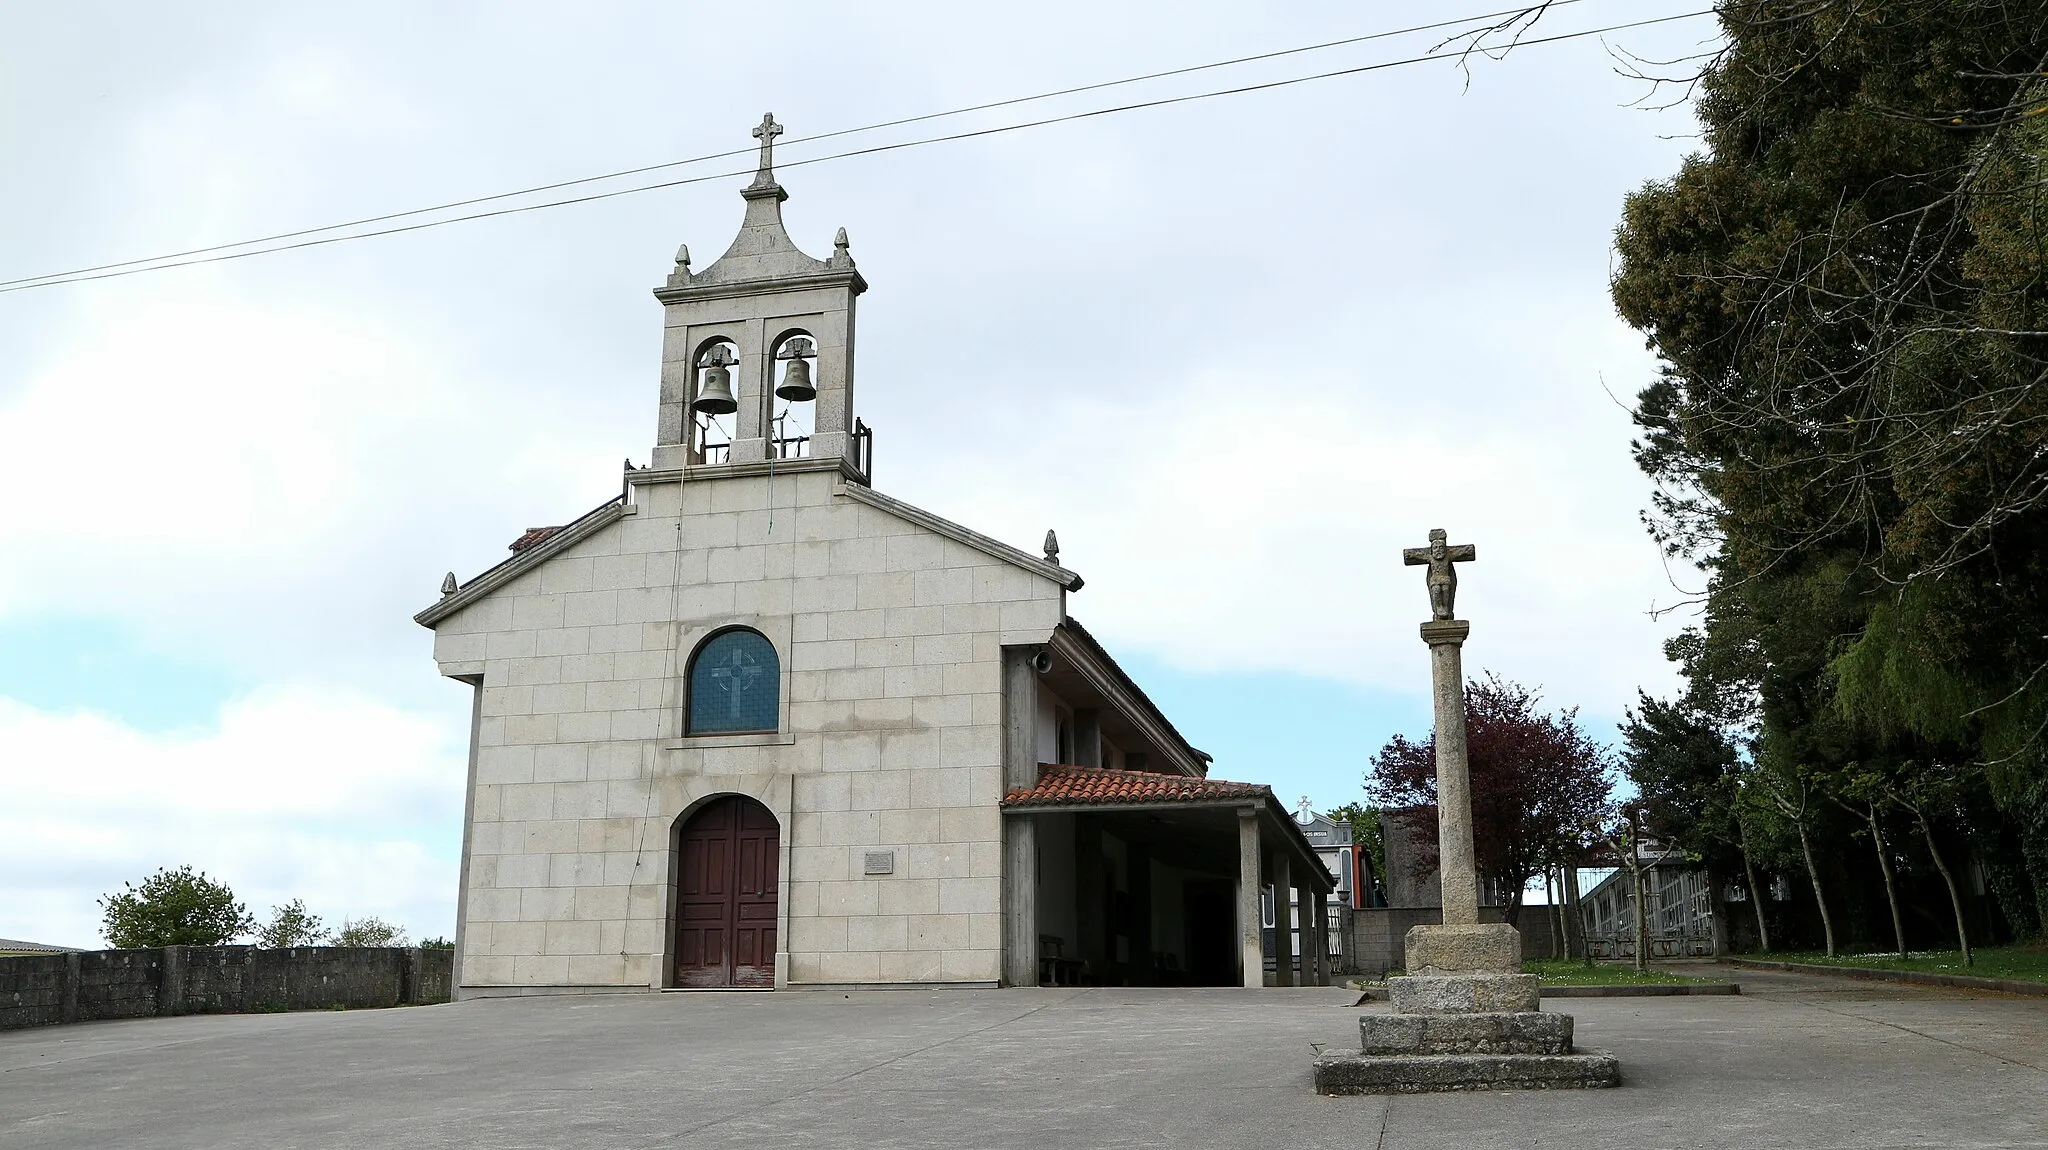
top-left (1000, 764), bottom-right (1269, 809)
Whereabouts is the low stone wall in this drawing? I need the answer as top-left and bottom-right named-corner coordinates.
top-left (0, 946), bottom-right (453, 1032)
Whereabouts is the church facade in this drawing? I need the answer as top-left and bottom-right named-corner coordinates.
top-left (416, 117), bottom-right (1333, 994)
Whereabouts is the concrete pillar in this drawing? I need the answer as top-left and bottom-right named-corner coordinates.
top-left (1302, 886), bottom-right (1323, 986)
top-left (1271, 849), bottom-right (1294, 987)
top-left (1002, 815), bottom-right (1039, 987)
top-left (59, 952), bottom-right (80, 1024)
top-left (452, 675), bottom-right (484, 998)
top-left (1237, 809), bottom-right (1262, 988)
top-left (1000, 647), bottom-right (1041, 987)
top-left (157, 946), bottom-right (184, 1017)
top-left (1072, 709), bottom-right (1101, 767)
top-left (1421, 620), bottom-right (1479, 925)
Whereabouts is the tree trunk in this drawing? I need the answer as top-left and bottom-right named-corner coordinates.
top-left (1563, 864), bottom-right (1588, 965)
top-left (1915, 811), bottom-right (1973, 967)
top-left (1740, 839), bottom-right (1772, 954)
top-left (1545, 869), bottom-right (1562, 959)
top-left (1630, 860), bottom-right (1650, 973)
top-left (1865, 803), bottom-right (1908, 960)
top-left (1796, 819), bottom-right (1837, 958)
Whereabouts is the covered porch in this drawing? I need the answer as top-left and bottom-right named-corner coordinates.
top-left (1000, 765), bottom-right (1337, 987)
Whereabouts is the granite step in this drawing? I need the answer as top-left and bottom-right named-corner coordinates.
top-left (1360, 1009), bottom-right (1572, 1055)
top-left (1312, 1050), bottom-right (1622, 1095)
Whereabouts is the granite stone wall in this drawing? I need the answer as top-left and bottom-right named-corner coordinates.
top-left (0, 946), bottom-right (452, 1032)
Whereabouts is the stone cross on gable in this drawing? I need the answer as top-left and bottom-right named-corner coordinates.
top-left (1402, 528), bottom-right (1476, 621)
top-left (750, 113), bottom-right (783, 184)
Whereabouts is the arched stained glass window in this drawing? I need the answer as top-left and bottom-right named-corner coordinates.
top-left (686, 629), bottom-right (780, 735)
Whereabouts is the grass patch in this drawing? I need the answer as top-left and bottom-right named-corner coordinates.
top-left (1521, 959), bottom-right (1714, 986)
top-left (1751, 942), bottom-right (2048, 985)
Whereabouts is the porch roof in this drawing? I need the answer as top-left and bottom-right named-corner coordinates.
top-left (1002, 765), bottom-right (1335, 891)
top-left (1001, 764), bottom-right (1265, 810)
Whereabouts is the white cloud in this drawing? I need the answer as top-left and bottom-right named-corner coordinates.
top-left (0, 688), bottom-right (466, 948)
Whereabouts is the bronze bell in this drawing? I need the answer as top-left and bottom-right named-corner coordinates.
top-left (692, 347), bottom-right (738, 414)
top-left (774, 357), bottom-right (815, 402)
top-left (773, 337), bottom-right (817, 402)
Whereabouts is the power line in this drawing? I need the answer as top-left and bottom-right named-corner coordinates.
top-left (2, 5), bottom-right (1713, 296)
top-left (0, 0), bottom-right (1600, 292)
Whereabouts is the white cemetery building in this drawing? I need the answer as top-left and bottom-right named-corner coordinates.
top-left (415, 117), bottom-right (1334, 995)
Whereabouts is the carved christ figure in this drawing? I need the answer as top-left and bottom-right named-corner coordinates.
top-left (1402, 528), bottom-right (1477, 620)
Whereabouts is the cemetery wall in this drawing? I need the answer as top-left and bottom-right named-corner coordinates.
top-left (0, 946), bottom-right (452, 1032)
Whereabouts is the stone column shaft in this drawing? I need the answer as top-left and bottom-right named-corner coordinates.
top-left (1238, 810), bottom-right (1263, 988)
top-left (1271, 850), bottom-right (1294, 987)
top-left (1423, 620), bottom-right (1479, 925)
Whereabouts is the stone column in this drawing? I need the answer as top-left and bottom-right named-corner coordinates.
top-left (1237, 809), bottom-right (1263, 988)
top-left (1318, 893), bottom-right (1333, 985)
top-left (1002, 815), bottom-right (1038, 986)
top-left (1271, 849), bottom-right (1294, 987)
top-left (1422, 619), bottom-right (1479, 925)
top-left (1299, 884), bottom-right (1319, 986)
top-left (1000, 648), bottom-right (1042, 987)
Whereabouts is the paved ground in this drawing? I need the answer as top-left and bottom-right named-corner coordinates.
top-left (1, 964), bottom-right (2044, 1149)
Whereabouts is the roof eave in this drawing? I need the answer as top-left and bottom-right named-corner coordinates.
top-left (414, 495), bottom-right (631, 628)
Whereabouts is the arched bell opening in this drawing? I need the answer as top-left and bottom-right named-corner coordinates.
top-left (690, 336), bottom-right (740, 465)
top-left (768, 329), bottom-right (817, 461)
top-left (671, 793), bottom-right (781, 988)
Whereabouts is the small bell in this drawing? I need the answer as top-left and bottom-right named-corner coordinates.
top-left (692, 346), bottom-right (738, 415)
top-left (774, 337), bottom-right (817, 402)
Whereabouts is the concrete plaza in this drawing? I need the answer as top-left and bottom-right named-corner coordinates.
top-left (1, 965), bottom-right (2042, 1148)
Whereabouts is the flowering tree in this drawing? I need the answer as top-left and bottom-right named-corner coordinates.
top-left (1367, 675), bottom-right (1614, 924)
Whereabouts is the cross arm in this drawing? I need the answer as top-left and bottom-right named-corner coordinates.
top-left (1447, 544), bottom-right (1476, 562)
top-left (1401, 548), bottom-right (1430, 566)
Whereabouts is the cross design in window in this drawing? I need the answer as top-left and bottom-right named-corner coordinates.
top-left (705, 645), bottom-right (764, 719)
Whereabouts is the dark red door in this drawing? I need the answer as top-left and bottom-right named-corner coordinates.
top-left (675, 795), bottom-right (780, 988)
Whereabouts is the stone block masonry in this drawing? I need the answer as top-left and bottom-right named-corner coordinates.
top-left (0, 946), bottom-right (452, 1032)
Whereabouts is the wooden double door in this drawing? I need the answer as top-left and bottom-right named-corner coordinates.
top-left (674, 795), bottom-right (780, 988)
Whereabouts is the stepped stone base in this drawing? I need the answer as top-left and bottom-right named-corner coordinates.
top-left (1389, 973), bottom-right (1540, 1014)
top-left (1361, 1010), bottom-right (1571, 1055)
top-left (1406, 922), bottom-right (1520, 975)
top-left (1313, 1049), bottom-right (1621, 1095)
top-left (1315, 924), bottom-right (1621, 1094)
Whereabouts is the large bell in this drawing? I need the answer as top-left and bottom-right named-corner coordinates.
top-left (692, 349), bottom-right (738, 414)
top-left (774, 357), bottom-right (815, 402)
top-left (774, 337), bottom-right (818, 402)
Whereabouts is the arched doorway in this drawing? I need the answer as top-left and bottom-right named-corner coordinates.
top-left (674, 795), bottom-right (780, 988)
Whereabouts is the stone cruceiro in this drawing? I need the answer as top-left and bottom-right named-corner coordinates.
top-left (1312, 535), bottom-right (1620, 1094)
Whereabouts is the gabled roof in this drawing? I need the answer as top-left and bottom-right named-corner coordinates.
top-left (1001, 764), bottom-right (1266, 810)
top-left (415, 494), bottom-right (628, 628)
top-left (838, 482), bottom-right (1082, 592)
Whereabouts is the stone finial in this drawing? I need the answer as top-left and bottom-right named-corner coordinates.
top-left (440, 572), bottom-right (458, 596)
top-left (834, 227), bottom-right (849, 251)
top-left (674, 244), bottom-right (690, 269)
top-left (828, 226), bottom-right (855, 269)
top-left (1043, 530), bottom-right (1060, 565)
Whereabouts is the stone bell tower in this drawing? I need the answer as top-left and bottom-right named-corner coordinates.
top-left (649, 113), bottom-right (869, 476)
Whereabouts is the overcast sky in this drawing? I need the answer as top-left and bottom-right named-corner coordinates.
top-left (0, 0), bottom-right (1716, 947)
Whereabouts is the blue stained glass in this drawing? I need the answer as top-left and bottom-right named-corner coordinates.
top-left (687, 630), bottom-right (781, 734)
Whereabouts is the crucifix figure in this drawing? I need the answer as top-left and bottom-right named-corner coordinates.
top-left (1402, 528), bottom-right (1477, 620)
top-left (750, 112), bottom-right (783, 185)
